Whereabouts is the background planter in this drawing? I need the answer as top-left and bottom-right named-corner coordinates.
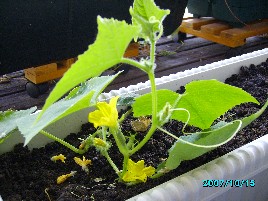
top-left (187, 0), bottom-right (212, 17)
top-left (187, 0), bottom-right (268, 26)
top-left (0, 48), bottom-right (268, 200)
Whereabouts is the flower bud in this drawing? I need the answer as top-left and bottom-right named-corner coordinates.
top-left (157, 102), bottom-right (172, 126)
top-left (93, 138), bottom-right (107, 147)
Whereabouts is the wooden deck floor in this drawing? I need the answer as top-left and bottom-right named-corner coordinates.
top-left (1, 34), bottom-right (268, 111)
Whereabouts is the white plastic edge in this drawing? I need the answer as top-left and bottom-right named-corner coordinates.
top-left (127, 134), bottom-right (268, 201)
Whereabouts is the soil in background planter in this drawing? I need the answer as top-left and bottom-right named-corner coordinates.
top-left (0, 59), bottom-right (267, 201)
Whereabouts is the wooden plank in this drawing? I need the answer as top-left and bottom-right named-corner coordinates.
top-left (24, 63), bottom-right (58, 84)
top-left (201, 23), bottom-right (231, 35)
top-left (221, 21), bottom-right (268, 39)
top-left (0, 90), bottom-right (50, 110)
top-left (0, 71), bottom-right (27, 97)
top-left (57, 58), bottom-right (76, 69)
top-left (0, 79), bottom-right (26, 97)
top-left (24, 58), bottom-right (76, 84)
top-left (181, 18), bottom-right (217, 30)
top-left (156, 37), bottom-right (214, 54)
top-left (179, 24), bottom-right (245, 47)
top-left (179, 18), bottom-right (268, 48)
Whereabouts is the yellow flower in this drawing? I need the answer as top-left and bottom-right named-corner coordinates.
top-left (88, 96), bottom-right (119, 128)
top-left (51, 154), bottom-right (66, 163)
top-left (122, 159), bottom-right (155, 183)
top-left (74, 156), bottom-right (92, 173)
top-left (56, 171), bottom-right (76, 184)
top-left (94, 138), bottom-right (107, 147)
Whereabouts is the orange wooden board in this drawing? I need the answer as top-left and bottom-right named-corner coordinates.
top-left (179, 18), bottom-right (268, 47)
top-left (24, 58), bottom-right (75, 84)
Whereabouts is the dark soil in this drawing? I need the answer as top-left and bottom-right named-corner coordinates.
top-left (1, 59), bottom-right (268, 201)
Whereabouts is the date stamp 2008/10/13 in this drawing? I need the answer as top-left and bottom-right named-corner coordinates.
top-left (203, 179), bottom-right (255, 188)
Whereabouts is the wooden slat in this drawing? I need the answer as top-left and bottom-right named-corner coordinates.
top-left (24, 58), bottom-right (75, 84)
top-left (201, 23), bottom-right (231, 35)
top-left (179, 18), bottom-right (268, 47)
top-left (221, 21), bottom-right (268, 39)
top-left (181, 18), bottom-right (217, 30)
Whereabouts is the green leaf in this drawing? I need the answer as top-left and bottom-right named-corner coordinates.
top-left (39, 16), bottom-right (140, 118)
top-left (172, 80), bottom-right (259, 130)
top-left (130, 0), bottom-right (170, 39)
top-left (132, 89), bottom-right (180, 117)
top-left (165, 120), bottom-right (242, 170)
top-left (164, 99), bottom-right (267, 171)
top-left (18, 74), bottom-right (119, 145)
top-left (0, 107), bottom-right (37, 143)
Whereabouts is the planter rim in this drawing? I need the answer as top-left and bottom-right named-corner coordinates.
top-left (1, 48), bottom-right (268, 201)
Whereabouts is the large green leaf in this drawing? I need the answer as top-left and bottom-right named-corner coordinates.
top-left (165, 120), bottom-right (242, 170)
top-left (39, 16), bottom-right (140, 118)
top-left (164, 99), bottom-right (267, 171)
top-left (132, 89), bottom-right (180, 117)
top-left (18, 74), bottom-right (119, 145)
top-left (172, 80), bottom-right (259, 130)
top-left (0, 107), bottom-right (37, 143)
top-left (130, 0), bottom-right (170, 39)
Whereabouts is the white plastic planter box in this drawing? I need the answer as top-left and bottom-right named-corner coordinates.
top-left (1, 48), bottom-right (268, 201)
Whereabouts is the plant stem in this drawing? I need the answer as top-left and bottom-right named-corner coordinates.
top-left (40, 130), bottom-right (85, 154)
top-left (129, 39), bottom-right (159, 155)
top-left (121, 155), bottom-right (130, 177)
top-left (120, 58), bottom-right (148, 73)
top-left (151, 171), bottom-right (165, 179)
top-left (102, 151), bottom-right (120, 174)
top-left (100, 127), bottom-right (120, 174)
top-left (118, 108), bottom-right (133, 124)
top-left (148, 71), bottom-right (157, 125)
top-left (129, 124), bottom-right (157, 155)
top-left (157, 127), bottom-right (180, 140)
top-left (149, 39), bottom-right (157, 125)
top-left (110, 127), bottom-right (128, 156)
top-left (109, 127), bottom-right (130, 178)
top-left (149, 39), bottom-right (156, 67)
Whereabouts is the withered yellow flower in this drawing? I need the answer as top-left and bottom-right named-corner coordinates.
top-left (74, 156), bottom-right (92, 173)
top-left (122, 159), bottom-right (155, 183)
top-left (56, 171), bottom-right (76, 184)
top-left (51, 154), bottom-right (66, 163)
top-left (88, 96), bottom-right (119, 128)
